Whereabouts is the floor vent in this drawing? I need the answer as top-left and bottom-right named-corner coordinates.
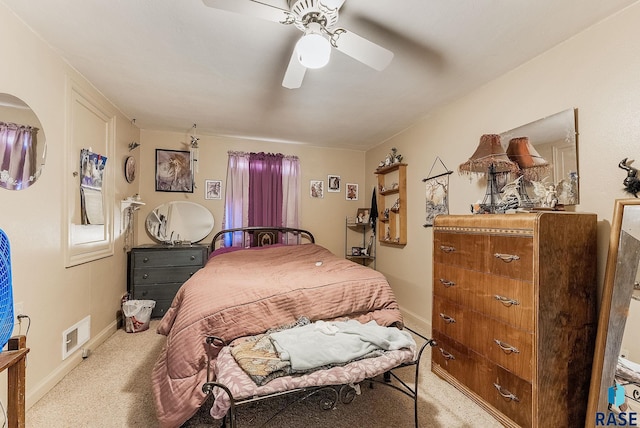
top-left (62, 315), bottom-right (90, 360)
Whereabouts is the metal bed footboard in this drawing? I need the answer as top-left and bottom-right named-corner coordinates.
top-left (202, 328), bottom-right (436, 428)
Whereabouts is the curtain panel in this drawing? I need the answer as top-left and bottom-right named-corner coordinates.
top-left (223, 151), bottom-right (300, 247)
top-left (0, 122), bottom-right (38, 190)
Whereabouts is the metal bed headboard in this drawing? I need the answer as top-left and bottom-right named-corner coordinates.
top-left (210, 227), bottom-right (315, 252)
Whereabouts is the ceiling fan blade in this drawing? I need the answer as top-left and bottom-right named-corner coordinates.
top-left (202, 0), bottom-right (291, 24)
top-left (331, 28), bottom-right (394, 71)
top-left (282, 48), bottom-right (307, 89)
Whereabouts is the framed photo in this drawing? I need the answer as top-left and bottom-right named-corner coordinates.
top-left (310, 180), bottom-right (324, 198)
top-left (327, 175), bottom-right (341, 192)
top-left (346, 183), bottom-right (358, 201)
top-left (351, 247), bottom-right (361, 256)
top-left (155, 149), bottom-right (193, 192)
top-left (124, 156), bottom-right (136, 183)
top-left (205, 179), bottom-right (222, 200)
top-left (356, 208), bottom-right (370, 224)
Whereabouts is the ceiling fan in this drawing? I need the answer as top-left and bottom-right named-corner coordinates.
top-left (202, 0), bottom-right (394, 89)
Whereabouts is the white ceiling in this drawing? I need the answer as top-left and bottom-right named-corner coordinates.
top-left (1, 0), bottom-right (637, 150)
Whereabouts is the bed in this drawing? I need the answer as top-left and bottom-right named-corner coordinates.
top-left (151, 227), bottom-right (433, 428)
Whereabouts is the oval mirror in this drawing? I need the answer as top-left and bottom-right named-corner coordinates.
top-left (145, 201), bottom-right (214, 244)
top-left (0, 93), bottom-right (46, 190)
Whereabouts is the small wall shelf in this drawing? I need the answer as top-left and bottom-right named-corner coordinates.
top-left (375, 163), bottom-right (407, 246)
top-left (345, 218), bottom-right (376, 268)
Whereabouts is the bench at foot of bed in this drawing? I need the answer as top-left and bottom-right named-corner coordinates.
top-left (202, 327), bottom-right (435, 428)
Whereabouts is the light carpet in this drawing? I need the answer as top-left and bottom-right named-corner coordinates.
top-left (26, 320), bottom-right (501, 427)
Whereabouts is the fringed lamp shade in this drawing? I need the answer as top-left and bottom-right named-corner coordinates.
top-left (458, 134), bottom-right (518, 176)
top-left (506, 137), bottom-right (550, 181)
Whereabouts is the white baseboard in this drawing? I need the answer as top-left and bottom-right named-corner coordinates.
top-left (26, 319), bottom-right (118, 410)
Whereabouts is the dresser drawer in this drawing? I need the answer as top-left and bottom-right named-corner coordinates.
top-left (487, 235), bottom-right (533, 281)
top-left (132, 266), bottom-right (199, 284)
top-left (431, 330), bottom-right (474, 384)
top-left (480, 362), bottom-right (533, 427)
top-left (433, 262), bottom-right (484, 307)
top-left (480, 274), bottom-right (534, 332)
top-left (468, 311), bottom-right (533, 382)
top-left (434, 232), bottom-right (485, 271)
top-left (432, 296), bottom-right (467, 345)
top-left (132, 248), bottom-right (206, 267)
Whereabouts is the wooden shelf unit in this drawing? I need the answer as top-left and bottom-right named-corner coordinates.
top-left (375, 163), bottom-right (407, 246)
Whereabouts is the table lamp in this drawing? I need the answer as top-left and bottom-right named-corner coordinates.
top-left (459, 134), bottom-right (518, 213)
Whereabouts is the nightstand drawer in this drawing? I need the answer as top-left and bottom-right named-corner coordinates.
top-left (133, 266), bottom-right (199, 284)
top-left (132, 248), bottom-right (206, 267)
top-left (132, 282), bottom-right (183, 301)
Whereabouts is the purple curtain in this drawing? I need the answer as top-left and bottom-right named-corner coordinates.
top-left (0, 122), bottom-right (37, 190)
top-left (248, 152), bottom-right (283, 227)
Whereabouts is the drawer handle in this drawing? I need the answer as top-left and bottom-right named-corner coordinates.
top-left (189, 272), bottom-right (195, 277)
top-left (142, 291), bottom-right (148, 297)
top-left (439, 348), bottom-right (455, 360)
top-left (493, 383), bottom-right (520, 402)
top-left (143, 257), bottom-right (149, 263)
top-left (190, 255), bottom-right (196, 261)
top-left (494, 339), bottom-right (520, 354)
top-left (439, 278), bottom-right (456, 288)
top-left (439, 245), bottom-right (456, 253)
top-left (142, 273), bottom-right (149, 279)
top-left (493, 253), bottom-right (520, 263)
top-left (439, 313), bottom-right (456, 324)
top-left (494, 295), bottom-right (520, 307)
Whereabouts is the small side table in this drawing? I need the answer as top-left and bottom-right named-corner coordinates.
top-left (0, 336), bottom-right (29, 428)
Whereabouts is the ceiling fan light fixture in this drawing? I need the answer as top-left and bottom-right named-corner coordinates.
top-left (295, 32), bottom-right (331, 69)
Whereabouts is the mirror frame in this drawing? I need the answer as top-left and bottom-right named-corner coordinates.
top-left (586, 198), bottom-right (640, 426)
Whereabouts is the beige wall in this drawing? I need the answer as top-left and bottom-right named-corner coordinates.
top-left (0, 3), bottom-right (140, 407)
top-left (136, 130), bottom-right (366, 256)
top-left (366, 3), bottom-right (640, 330)
top-left (3, 0), bottom-right (640, 415)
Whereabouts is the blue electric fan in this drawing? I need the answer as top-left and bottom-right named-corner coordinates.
top-left (0, 229), bottom-right (14, 350)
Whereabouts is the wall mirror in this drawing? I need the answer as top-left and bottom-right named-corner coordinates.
top-left (0, 93), bottom-right (46, 190)
top-left (146, 201), bottom-right (214, 244)
top-left (500, 108), bottom-right (579, 206)
top-left (586, 199), bottom-right (640, 426)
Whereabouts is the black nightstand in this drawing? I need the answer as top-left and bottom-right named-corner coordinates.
top-left (127, 244), bottom-right (208, 318)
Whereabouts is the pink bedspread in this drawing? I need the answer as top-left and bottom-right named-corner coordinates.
top-left (151, 244), bottom-right (403, 427)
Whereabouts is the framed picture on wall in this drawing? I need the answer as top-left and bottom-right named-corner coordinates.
top-left (155, 149), bottom-right (193, 193)
top-left (328, 175), bottom-right (341, 192)
top-left (310, 180), bottom-right (324, 198)
top-left (205, 179), bottom-right (222, 200)
top-left (346, 183), bottom-right (358, 201)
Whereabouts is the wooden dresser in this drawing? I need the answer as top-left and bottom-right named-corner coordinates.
top-left (431, 212), bottom-right (597, 427)
top-left (127, 245), bottom-right (208, 318)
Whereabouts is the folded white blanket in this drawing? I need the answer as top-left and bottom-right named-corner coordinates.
top-left (269, 319), bottom-right (415, 371)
